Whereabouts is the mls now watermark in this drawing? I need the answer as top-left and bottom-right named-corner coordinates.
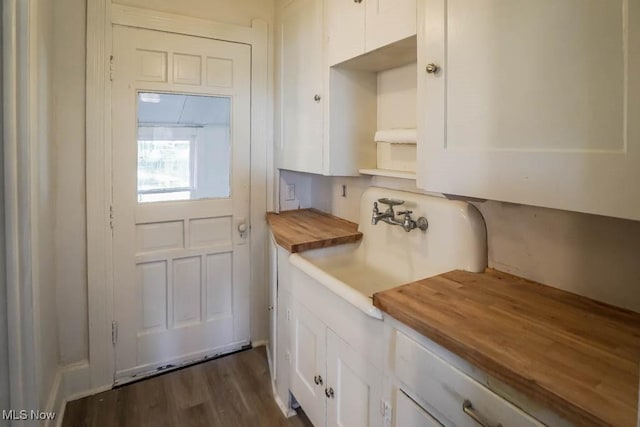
top-left (2, 409), bottom-right (56, 421)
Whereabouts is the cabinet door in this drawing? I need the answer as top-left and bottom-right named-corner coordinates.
top-left (291, 302), bottom-right (327, 427)
top-left (326, 329), bottom-right (382, 427)
top-left (326, 0), bottom-right (366, 66)
top-left (418, 0), bottom-right (640, 220)
top-left (365, 0), bottom-right (416, 52)
top-left (279, 0), bottom-right (324, 174)
top-left (395, 390), bottom-right (443, 427)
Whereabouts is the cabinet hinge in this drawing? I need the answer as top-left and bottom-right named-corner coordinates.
top-left (112, 321), bottom-right (118, 345)
top-left (109, 205), bottom-right (114, 229)
top-left (109, 55), bottom-right (115, 81)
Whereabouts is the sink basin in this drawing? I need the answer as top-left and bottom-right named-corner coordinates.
top-left (289, 187), bottom-right (488, 319)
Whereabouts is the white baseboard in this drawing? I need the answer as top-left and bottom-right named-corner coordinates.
top-left (252, 340), bottom-right (268, 348)
top-left (271, 377), bottom-right (296, 418)
top-left (45, 368), bottom-right (64, 427)
top-left (45, 342), bottom-right (280, 426)
top-left (43, 360), bottom-right (111, 427)
top-left (260, 340), bottom-right (294, 418)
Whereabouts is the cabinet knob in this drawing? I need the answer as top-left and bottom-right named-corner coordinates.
top-left (314, 94), bottom-right (322, 102)
top-left (426, 63), bottom-right (440, 74)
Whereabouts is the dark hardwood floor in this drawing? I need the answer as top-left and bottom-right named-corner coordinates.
top-left (62, 347), bottom-right (312, 427)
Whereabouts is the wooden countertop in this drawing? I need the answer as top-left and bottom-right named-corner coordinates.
top-left (266, 209), bottom-right (362, 253)
top-left (373, 269), bottom-right (640, 427)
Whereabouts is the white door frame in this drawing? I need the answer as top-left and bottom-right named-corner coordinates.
top-left (86, 2), bottom-right (274, 389)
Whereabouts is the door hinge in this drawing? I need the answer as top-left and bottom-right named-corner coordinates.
top-left (112, 321), bottom-right (118, 345)
top-left (381, 400), bottom-right (392, 426)
top-left (109, 205), bottom-right (114, 229)
top-left (109, 55), bottom-right (115, 81)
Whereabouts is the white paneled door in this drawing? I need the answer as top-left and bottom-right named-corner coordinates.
top-left (112, 25), bottom-right (251, 382)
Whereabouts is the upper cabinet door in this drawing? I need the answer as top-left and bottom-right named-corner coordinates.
top-left (366, 0), bottom-right (417, 51)
top-left (278, 0), bottom-right (324, 174)
top-left (327, 0), bottom-right (416, 66)
top-left (326, 0), bottom-right (366, 66)
top-left (417, 0), bottom-right (640, 220)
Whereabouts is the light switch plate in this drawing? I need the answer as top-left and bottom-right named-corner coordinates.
top-left (285, 184), bottom-right (296, 201)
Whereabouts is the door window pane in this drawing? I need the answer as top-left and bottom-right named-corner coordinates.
top-left (137, 92), bottom-right (231, 203)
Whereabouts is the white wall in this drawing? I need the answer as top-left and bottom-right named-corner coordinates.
top-left (377, 62), bottom-right (417, 130)
top-left (53, 0), bottom-right (276, 369)
top-left (53, 0), bottom-right (88, 366)
top-left (475, 201), bottom-right (640, 313)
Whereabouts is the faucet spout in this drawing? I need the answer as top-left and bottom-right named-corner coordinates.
top-left (371, 199), bottom-right (429, 233)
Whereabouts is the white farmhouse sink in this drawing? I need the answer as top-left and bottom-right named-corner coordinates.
top-left (289, 187), bottom-right (488, 319)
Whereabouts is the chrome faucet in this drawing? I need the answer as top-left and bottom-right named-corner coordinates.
top-left (372, 198), bottom-right (429, 232)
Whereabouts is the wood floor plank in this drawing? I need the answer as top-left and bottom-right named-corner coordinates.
top-left (62, 347), bottom-right (312, 427)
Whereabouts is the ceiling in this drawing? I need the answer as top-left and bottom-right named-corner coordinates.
top-left (137, 92), bottom-right (231, 126)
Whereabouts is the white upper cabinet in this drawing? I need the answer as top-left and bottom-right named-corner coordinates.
top-left (365, 0), bottom-right (417, 52)
top-left (417, 0), bottom-right (640, 220)
top-left (326, 0), bottom-right (366, 66)
top-left (277, 0), bottom-right (325, 174)
top-left (327, 0), bottom-right (417, 66)
top-left (277, 0), bottom-right (378, 176)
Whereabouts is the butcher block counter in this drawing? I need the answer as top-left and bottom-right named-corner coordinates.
top-left (373, 269), bottom-right (640, 427)
top-left (266, 209), bottom-right (362, 253)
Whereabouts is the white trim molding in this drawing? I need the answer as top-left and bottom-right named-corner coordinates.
top-left (86, 1), bottom-right (273, 393)
top-left (86, 0), bottom-right (114, 392)
top-left (47, 361), bottom-right (110, 427)
top-left (3, 0), bottom-right (40, 414)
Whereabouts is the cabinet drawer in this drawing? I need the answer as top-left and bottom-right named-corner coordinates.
top-left (393, 331), bottom-right (543, 427)
top-left (396, 390), bottom-right (443, 427)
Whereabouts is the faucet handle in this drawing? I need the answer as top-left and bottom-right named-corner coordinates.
top-left (398, 210), bottom-right (413, 216)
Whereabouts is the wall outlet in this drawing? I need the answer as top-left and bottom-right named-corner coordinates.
top-left (285, 184), bottom-right (296, 201)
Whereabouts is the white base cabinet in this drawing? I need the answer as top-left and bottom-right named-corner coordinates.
top-left (269, 237), bottom-right (297, 417)
top-left (326, 326), bottom-right (381, 427)
top-left (394, 391), bottom-right (442, 427)
top-left (291, 302), bottom-right (327, 427)
top-left (271, 244), bottom-right (574, 427)
top-left (290, 301), bottom-right (383, 427)
top-left (382, 318), bottom-right (574, 427)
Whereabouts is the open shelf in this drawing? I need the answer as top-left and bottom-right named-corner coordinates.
top-left (359, 168), bottom-right (416, 180)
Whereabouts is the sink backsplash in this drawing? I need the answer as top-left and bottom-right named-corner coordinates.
top-left (357, 187), bottom-right (487, 281)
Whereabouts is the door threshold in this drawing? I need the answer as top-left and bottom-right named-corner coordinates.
top-left (113, 343), bottom-right (253, 388)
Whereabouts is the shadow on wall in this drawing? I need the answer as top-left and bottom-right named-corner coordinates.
top-left (474, 201), bottom-right (640, 313)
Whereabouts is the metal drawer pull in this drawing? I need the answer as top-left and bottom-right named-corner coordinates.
top-left (314, 375), bottom-right (323, 386)
top-left (463, 400), bottom-right (502, 427)
top-left (325, 387), bottom-right (335, 398)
